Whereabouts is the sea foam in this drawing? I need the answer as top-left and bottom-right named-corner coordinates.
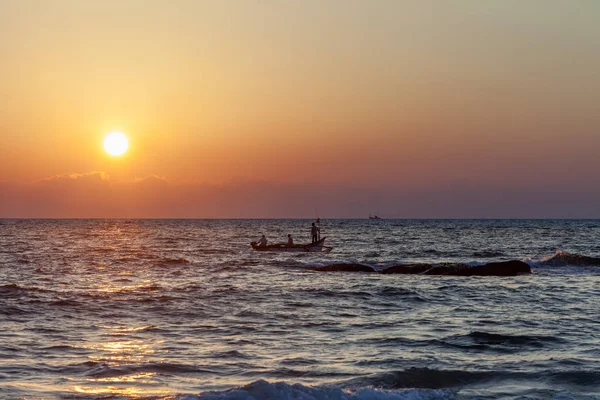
top-left (174, 380), bottom-right (455, 400)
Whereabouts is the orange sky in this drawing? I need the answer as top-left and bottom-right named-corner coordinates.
top-left (1, 1), bottom-right (600, 217)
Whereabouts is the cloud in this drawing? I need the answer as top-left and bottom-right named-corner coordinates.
top-left (38, 171), bottom-right (111, 184)
top-left (1, 172), bottom-right (600, 218)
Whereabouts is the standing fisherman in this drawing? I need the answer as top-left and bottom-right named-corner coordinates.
top-left (316, 217), bottom-right (321, 240)
top-left (311, 223), bottom-right (319, 243)
top-left (315, 208), bottom-right (321, 241)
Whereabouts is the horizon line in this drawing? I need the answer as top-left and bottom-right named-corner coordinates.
top-left (2, 217), bottom-right (600, 221)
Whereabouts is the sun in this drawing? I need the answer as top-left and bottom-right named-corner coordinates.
top-left (104, 132), bottom-right (129, 156)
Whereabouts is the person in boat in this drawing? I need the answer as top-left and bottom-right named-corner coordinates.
top-left (287, 234), bottom-right (294, 246)
top-left (311, 223), bottom-right (319, 243)
top-left (257, 234), bottom-right (268, 247)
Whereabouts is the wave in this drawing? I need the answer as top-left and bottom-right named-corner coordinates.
top-left (123, 284), bottom-right (163, 293)
top-left (440, 331), bottom-right (566, 351)
top-left (356, 331), bottom-right (564, 353)
top-left (376, 286), bottom-right (422, 297)
top-left (77, 291), bottom-right (179, 303)
top-left (129, 295), bottom-right (179, 303)
top-left (169, 369), bottom-right (600, 399)
top-left (300, 287), bottom-right (374, 299)
top-left (156, 257), bottom-right (192, 267)
top-left (205, 350), bottom-right (254, 360)
top-left (50, 299), bottom-right (81, 307)
top-left (343, 368), bottom-right (512, 390)
top-left (0, 283), bottom-right (51, 294)
top-left (343, 367), bottom-right (600, 390)
top-left (472, 250), bottom-right (504, 258)
top-left (0, 305), bottom-right (30, 316)
top-left (62, 361), bottom-right (215, 379)
top-left (174, 379), bottom-right (455, 400)
top-left (462, 331), bottom-right (564, 345)
top-left (538, 251), bottom-right (600, 267)
top-left (39, 344), bottom-right (78, 351)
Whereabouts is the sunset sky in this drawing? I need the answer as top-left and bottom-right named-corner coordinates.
top-left (1, 1), bottom-right (600, 218)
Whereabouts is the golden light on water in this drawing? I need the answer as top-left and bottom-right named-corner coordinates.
top-left (73, 383), bottom-right (170, 398)
top-left (103, 132), bottom-right (129, 156)
top-left (84, 339), bottom-right (158, 363)
top-left (75, 324), bottom-right (168, 398)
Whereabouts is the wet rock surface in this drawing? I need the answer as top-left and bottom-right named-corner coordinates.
top-left (315, 260), bottom-right (531, 276)
top-left (313, 263), bottom-right (376, 272)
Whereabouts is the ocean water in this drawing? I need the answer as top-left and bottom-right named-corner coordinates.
top-left (1, 219), bottom-right (600, 400)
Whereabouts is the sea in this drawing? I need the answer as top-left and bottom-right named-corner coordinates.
top-left (1, 219), bottom-right (599, 400)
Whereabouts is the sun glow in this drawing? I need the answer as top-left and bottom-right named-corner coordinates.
top-left (104, 132), bottom-right (129, 156)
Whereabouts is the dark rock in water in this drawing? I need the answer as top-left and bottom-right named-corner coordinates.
top-left (468, 260), bottom-right (531, 276)
top-left (424, 263), bottom-right (472, 275)
top-left (380, 264), bottom-right (432, 274)
top-left (381, 260), bottom-right (531, 276)
top-left (313, 264), bottom-right (375, 272)
top-left (381, 263), bottom-right (474, 275)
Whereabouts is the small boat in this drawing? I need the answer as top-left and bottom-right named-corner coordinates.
top-left (369, 213), bottom-right (382, 220)
top-left (251, 237), bottom-right (332, 253)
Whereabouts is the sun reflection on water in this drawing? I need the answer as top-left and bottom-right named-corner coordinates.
top-left (73, 384), bottom-right (171, 398)
top-left (89, 372), bottom-right (157, 383)
top-left (74, 324), bottom-right (169, 397)
top-left (83, 339), bottom-right (160, 363)
top-left (98, 325), bottom-right (157, 332)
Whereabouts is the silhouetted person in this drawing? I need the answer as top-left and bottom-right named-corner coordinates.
top-left (315, 218), bottom-right (321, 240)
top-left (311, 223), bottom-right (319, 243)
top-left (258, 234), bottom-right (267, 247)
top-left (287, 234), bottom-right (294, 246)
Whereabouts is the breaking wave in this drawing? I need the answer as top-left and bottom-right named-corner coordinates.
top-left (169, 368), bottom-right (600, 400)
top-left (173, 379), bottom-right (455, 400)
top-left (537, 251), bottom-right (600, 267)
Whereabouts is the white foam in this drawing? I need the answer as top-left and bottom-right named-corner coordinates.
top-left (173, 380), bottom-right (455, 400)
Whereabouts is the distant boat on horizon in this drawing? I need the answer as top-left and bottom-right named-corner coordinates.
top-left (369, 213), bottom-right (382, 220)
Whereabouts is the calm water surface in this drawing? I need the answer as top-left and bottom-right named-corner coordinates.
top-left (1, 219), bottom-right (599, 399)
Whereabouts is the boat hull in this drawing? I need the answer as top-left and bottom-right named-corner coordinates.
top-left (251, 238), bottom-right (332, 253)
